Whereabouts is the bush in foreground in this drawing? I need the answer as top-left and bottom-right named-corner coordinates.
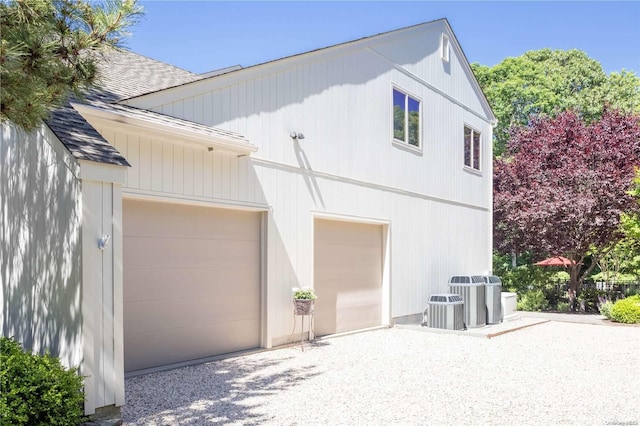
top-left (610, 295), bottom-right (640, 324)
top-left (0, 337), bottom-right (85, 425)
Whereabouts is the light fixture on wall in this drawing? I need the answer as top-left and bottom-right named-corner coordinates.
top-left (98, 234), bottom-right (111, 250)
top-left (290, 131), bottom-right (305, 140)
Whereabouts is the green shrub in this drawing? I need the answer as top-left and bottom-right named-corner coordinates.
top-left (0, 337), bottom-right (85, 425)
top-left (610, 295), bottom-right (640, 324)
top-left (557, 301), bottom-right (570, 313)
top-left (517, 290), bottom-right (549, 312)
top-left (493, 252), bottom-right (558, 295)
top-left (624, 286), bottom-right (639, 297)
top-left (598, 300), bottom-right (614, 319)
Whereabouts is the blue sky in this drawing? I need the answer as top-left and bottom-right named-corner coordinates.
top-left (125, 1), bottom-right (640, 75)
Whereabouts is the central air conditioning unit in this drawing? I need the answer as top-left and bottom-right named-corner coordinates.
top-left (422, 294), bottom-right (465, 330)
top-left (478, 275), bottom-right (503, 324)
top-left (448, 276), bottom-right (487, 328)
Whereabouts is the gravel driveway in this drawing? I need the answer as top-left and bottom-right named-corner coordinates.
top-left (123, 322), bottom-right (639, 425)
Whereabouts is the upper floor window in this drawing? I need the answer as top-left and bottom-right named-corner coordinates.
top-left (464, 126), bottom-right (481, 171)
top-left (393, 88), bottom-right (421, 148)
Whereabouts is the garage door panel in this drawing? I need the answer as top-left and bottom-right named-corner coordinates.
top-left (315, 221), bottom-right (381, 245)
top-left (125, 238), bottom-right (258, 269)
top-left (124, 200), bottom-right (260, 240)
top-left (124, 267), bottom-right (258, 301)
top-left (314, 219), bottom-right (382, 336)
top-left (123, 200), bottom-right (261, 372)
top-left (314, 243), bottom-right (380, 266)
top-left (124, 293), bottom-right (260, 334)
top-left (124, 319), bottom-right (260, 372)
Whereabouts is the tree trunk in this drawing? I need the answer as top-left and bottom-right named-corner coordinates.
top-left (568, 264), bottom-right (580, 312)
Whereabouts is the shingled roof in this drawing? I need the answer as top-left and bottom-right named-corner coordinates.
top-left (46, 49), bottom-right (204, 166)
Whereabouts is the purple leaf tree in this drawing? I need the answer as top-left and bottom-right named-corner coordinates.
top-left (494, 108), bottom-right (640, 297)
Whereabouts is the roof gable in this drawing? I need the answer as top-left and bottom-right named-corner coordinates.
top-left (121, 18), bottom-right (495, 123)
top-left (47, 48), bottom-right (204, 166)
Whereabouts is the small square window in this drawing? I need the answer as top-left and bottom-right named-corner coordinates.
top-left (393, 87), bottom-right (421, 148)
top-left (441, 33), bottom-right (450, 62)
top-left (464, 126), bottom-right (481, 171)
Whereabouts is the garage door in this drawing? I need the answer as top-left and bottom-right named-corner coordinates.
top-left (314, 219), bottom-right (382, 336)
top-left (123, 199), bottom-right (261, 372)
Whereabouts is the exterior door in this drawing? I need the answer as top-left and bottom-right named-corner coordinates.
top-left (314, 219), bottom-right (382, 336)
top-left (123, 199), bottom-right (261, 372)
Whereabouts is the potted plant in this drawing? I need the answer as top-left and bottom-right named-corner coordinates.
top-left (292, 287), bottom-right (317, 315)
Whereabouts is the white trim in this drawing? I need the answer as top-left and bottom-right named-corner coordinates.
top-left (39, 124), bottom-right (81, 178)
top-left (441, 20), bottom-right (497, 125)
top-left (311, 210), bottom-right (391, 226)
top-left (441, 33), bottom-right (450, 62)
top-left (391, 85), bottom-right (423, 151)
top-left (260, 212), bottom-right (270, 349)
top-left (121, 187), bottom-right (270, 212)
top-left (120, 194), bottom-right (269, 360)
top-left (73, 103), bottom-right (257, 156)
top-left (311, 213), bottom-right (392, 329)
top-left (79, 160), bottom-right (127, 184)
top-left (463, 124), bottom-right (482, 173)
top-left (252, 158), bottom-right (490, 212)
top-left (121, 20), bottom-right (450, 108)
top-left (371, 47), bottom-right (493, 124)
top-left (120, 19), bottom-right (496, 125)
top-left (112, 184), bottom-right (124, 407)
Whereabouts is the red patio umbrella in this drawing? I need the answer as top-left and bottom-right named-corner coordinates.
top-left (534, 256), bottom-right (576, 266)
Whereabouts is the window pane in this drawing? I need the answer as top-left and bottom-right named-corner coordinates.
top-left (464, 127), bottom-right (471, 167)
top-left (408, 96), bottom-right (420, 147)
top-left (393, 89), bottom-right (406, 141)
top-left (473, 131), bottom-right (481, 170)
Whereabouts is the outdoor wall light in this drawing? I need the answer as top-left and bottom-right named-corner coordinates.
top-left (98, 234), bottom-right (111, 250)
top-left (290, 131), bottom-right (305, 140)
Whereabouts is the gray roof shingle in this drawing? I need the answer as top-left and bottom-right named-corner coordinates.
top-left (46, 48), bottom-right (205, 166)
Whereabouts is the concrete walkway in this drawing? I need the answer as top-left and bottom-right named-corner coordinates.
top-left (519, 310), bottom-right (606, 325)
top-left (395, 314), bottom-right (549, 338)
top-left (395, 310), bottom-right (622, 338)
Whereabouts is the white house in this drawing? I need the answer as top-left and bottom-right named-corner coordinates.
top-left (1, 18), bottom-right (495, 416)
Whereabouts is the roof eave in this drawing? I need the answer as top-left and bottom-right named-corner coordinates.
top-left (72, 103), bottom-right (257, 156)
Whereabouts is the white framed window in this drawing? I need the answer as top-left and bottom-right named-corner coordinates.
top-left (464, 125), bottom-right (481, 171)
top-left (392, 87), bottom-right (421, 148)
top-left (441, 33), bottom-right (450, 62)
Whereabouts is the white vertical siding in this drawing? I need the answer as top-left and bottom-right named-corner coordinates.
top-left (151, 47), bottom-right (490, 209)
top-left (105, 21), bottom-right (493, 344)
top-left (1, 123), bottom-right (82, 369)
top-left (80, 163), bottom-right (126, 414)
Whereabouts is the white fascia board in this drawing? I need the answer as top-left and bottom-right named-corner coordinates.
top-left (78, 159), bottom-right (127, 184)
top-left (442, 20), bottom-right (497, 125)
top-left (121, 20), bottom-right (448, 109)
top-left (72, 103), bottom-right (257, 156)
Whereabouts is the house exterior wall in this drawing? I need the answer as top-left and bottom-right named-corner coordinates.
top-left (115, 21), bottom-right (493, 344)
top-left (80, 161), bottom-right (126, 414)
top-left (0, 123), bottom-right (83, 369)
top-left (0, 122), bottom-right (126, 415)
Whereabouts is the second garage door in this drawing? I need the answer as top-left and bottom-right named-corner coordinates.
top-left (123, 199), bottom-right (261, 372)
top-left (314, 219), bottom-right (383, 336)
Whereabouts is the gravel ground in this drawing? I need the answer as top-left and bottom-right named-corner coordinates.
top-left (123, 322), bottom-right (640, 425)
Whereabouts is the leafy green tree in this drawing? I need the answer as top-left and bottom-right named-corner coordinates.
top-left (494, 109), bottom-right (640, 298)
top-left (472, 49), bottom-right (640, 156)
top-left (596, 173), bottom-right (640, 281)
top-left (0, 0), bottom-right (143, 132)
